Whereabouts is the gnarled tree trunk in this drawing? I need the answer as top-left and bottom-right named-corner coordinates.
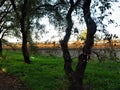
top-left (60, 0), bottom-right (97, 90)
top-left (74, 0), bottom-right (97, 88)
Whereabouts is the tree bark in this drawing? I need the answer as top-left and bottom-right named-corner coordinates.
top-left (0, 38), bottom-right (2, 57)
top-left (21, 32), bottom-right (30, 64)
top-left (10, 0), bottom-right (30, 63)
top-left (60, 0), bottom-right (97, 90)
top-left (20, 0), bottom-right (30, 64)
top-left (60, 0), bottom-right (81, 81)
top-left (20, 21), bottom-right (30, 64)
top-left (73, 0), bottom-right (97, 89)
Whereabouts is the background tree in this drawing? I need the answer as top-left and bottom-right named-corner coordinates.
top-left (10, 0), bottom-right (32, 63)
top-left (9, 0), bottom-right (48, 63)
top-left (9, 0), bottom-right (57, 63)
top-left (0, 0), bottom-right (13, 56)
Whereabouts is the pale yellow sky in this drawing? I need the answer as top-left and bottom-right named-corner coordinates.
top-left (4, 1), bottom-right (120, 43)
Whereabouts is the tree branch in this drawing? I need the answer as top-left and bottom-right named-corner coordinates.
top-left (0, 0), bottom-right (6, 7)
top-left (10, 0), bottom-right (21, 20)
top-left (35, 2), bottom-right (65, 11)
top-left (0, 5), bottom-right (11, 23)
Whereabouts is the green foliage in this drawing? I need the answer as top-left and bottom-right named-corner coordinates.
top-left (77, 29), bottom-right (87, 41)
top-left (0, 50), bottom-right (120, 90)
top-left (77, 29), bottom-right (100, 41)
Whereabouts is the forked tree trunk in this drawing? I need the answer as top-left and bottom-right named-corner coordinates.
top-left (60, 0), bottom-right (97, 90)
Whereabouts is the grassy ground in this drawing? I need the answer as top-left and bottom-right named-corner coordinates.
top-left (0, 50), bottom-right (120, 90)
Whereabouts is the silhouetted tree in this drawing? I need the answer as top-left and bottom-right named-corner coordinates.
top-left (60, 0), bottom-right (119, 89)
top-left (10, 0), bottom-right (35, 63)
top-left (0, 0), bottom-right (12, 56)
top-left (60, 0), bottom-right (97, 89)
top-left (10, 0), bottom-right (59, 63)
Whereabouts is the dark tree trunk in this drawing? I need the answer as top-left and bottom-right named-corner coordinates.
top-left (0, 38), bottom-right (2, 57)
top-left (0, 30), bottom-right (5, 57)
top-left (60, 0), bottom-right (97, 90)
top-left (10, 0), bottom-right (30, 63)
top-left (21, 32), bottom-right (30, 64)
top-left (20, 22), bottom-right (30, 64)
top-left (20, 0), bottom-right (30, 64)
top-left (60, 4), bottom-right (74, 78)
top-left (73, 0), bottom-right (97, 89)
top-left (20, 21), bottom-right (30, 64)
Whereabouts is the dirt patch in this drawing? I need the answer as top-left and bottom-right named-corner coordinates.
top-left (0, 70), bottom-right (29, 90)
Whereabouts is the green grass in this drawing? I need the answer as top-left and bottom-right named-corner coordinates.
top-left (0, 50), bottom-right (120, 90)
top-left (84, 61), bottom-right (120, 90)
